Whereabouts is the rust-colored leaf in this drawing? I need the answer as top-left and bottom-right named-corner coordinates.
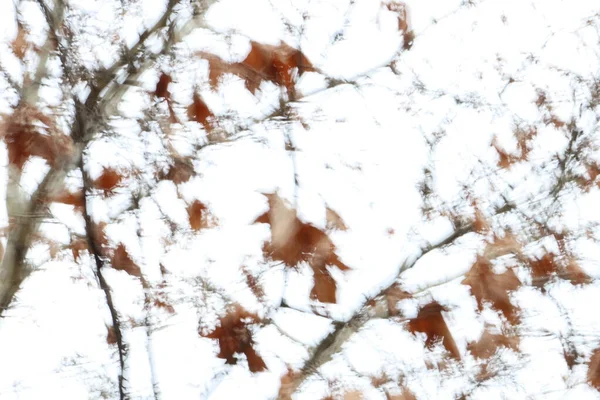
top-left (187, 92), bottom-right (213, 131)
top-left (408, 301), bottom-right (460, 359)
top-left (111, 244), bottom-right (142, 277)
top-left (467, 330), bottom-right (519, 359)
top-left (165, 158), bottom-right (194, 184)
top-left (70, 239), bottom-right (88, 262)
top-left (326, 207), bottom-right (348, 231)
top-left (310, 265), bottom-right (337, 304)
top-left (254, 193), bottom-right (350, 303)
top-left (106, 326), bottom-right (117, 345)
top-left (93, 168), bottom-right (124, 193)
top-left (387, 2), bottom-right (414, 50)
top-left (385, 284), bottom-right (412, 316)
top-left (529, 253), bottom-right (558, 290)
top-left (588, 348), bottom-right (600, 390)
top-left (187, 200), bottom-right (211, 231)
top-left (387, 388), bottom-right (417, 400)
top-left (155, 73), bottom-right (172, 99)
top-left (48, 189), bottom-right (85, 213)
top-left (2, 106), bottom-right (72, 170)
top-left (12, 23), bottom-right (28, 59)
top-left (562, 261), bottom-right (592, 285)
top-left (462, 256), bottom-right (521, 324)
top-left (202, 304), bottom-right (266, 372)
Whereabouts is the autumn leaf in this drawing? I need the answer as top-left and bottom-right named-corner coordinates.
top-left (93, 168), bottom-right (124, 193)
top-left (164, 158), bottom-right (194, 184)
top-left (111, 243), bottom-right (142, 277)
top-left (408, 301), bottom-right (460, 359)
top-left (462, 255), bottom-right (521, 324)
top-left (386, 2), bottom-right (414, 50)
top-left (254, 193), bottom-right (350, 303)
top-left (187, 92), bottom-right (213, 131)
top-left (2, 105), bottom-right (72, 170)
top-left (588, 348), bottom-right (600, 390)
top-left (106, 326), bottom-right (118, 345)
top-left (70, 239), bottom-right (88, 262)
top-left (155, 73), bottom-right (172, 99)
top-left (12, 23), bottom-right (28, 59)
top-left (385, 284), bottom-right (412, 316)
top-left (326, 207), bottom-right (348, 231)
top-left (187, 200), bottom-right (216, 231)
top-left (201, 305), bottom-right (267, 372)
top-left (467, 329), bottom-right (519, 359)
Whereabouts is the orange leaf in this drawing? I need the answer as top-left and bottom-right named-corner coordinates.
top-left (588, 348), bottom-right (600, 390)
top-left (202, 305), bottom-right (266, 372)
top-left (111, 244), bottom-right (141, 277)
top-left (93, 168), bottom-right (124, 193)
top-left (467, 330), bottom-right (519, 359)
top-left (188, 200), bottom-right (209, 231)
top-left (155, 73), bottom-right (172, 99)
top-left (408, 302), bottom-right (460, 359)
top-left (462, 256), bottom-right (521, 323)
top-left (255, 193), bottom-right (350, 303)
top-left (165, 158), bottom-right (194, 184)
top-left (187, 93), bottom-right (213, 131)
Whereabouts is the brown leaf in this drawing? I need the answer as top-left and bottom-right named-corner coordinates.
top-left (111, 244), bottom-right (142, 277)
top-left (588, 348), bottom-right (600, 390)
top-left (408, 301), bottom-right (460, 359)
top-left (310, 265), bottom-right (337, 303)
top-left (2, 106), bottom-right (72, 170)
top-left (155, 73), bottom-right (172, 99)
top-left (326, 207), bottom-right (348, 231)
top-left (48, 189), bottom-right (85, 213)
top-left (70, 239), bottom-right (88, 262)
top-left (385, 284), bottom-right (412, 316)
top-left (202, 304), bottom-right (267, 372)
top-left (462, 256), bottom-right (521, 323)
top-left (467, 330), bottom-right (519, 359)
top-left (255, 193), bottom-right (350, 303)
top-left (106, 326), bottom-right (117, 345)
top-left (93, 168), bottom-right (124, 193)
top-left (187, 200), bottom-right (214, 231)
top-left (165, 158), bottom-right (194, 184)
top-left (387, 388), bottom-right (417, 400)
top-left (187, 92), bottom-right (213, 131)
top-left (12, 23), bottom-right (28, 59)
top-left (386, 2), bottom-right (414, 50)
top-left (562, 261), bottom-right (592, 285)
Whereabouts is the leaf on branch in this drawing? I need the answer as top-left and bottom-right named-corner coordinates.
top-left (254, 193), bottom-right (350, 303)
top-left (93, 168), bottom-right (124, 193)
top-left (12, 23), bottom-right (28, 59)
top-left (467, 329), bottom-right (519, 359)
top-left (408, 301), bottom-right (460, 359)
top-left (70, 238), bottom-right (88, 262)
top-left (155, 73), bottom-right (172, 100)
top-left (201, 304), bottom-right (267, 372)
top-left (164, 158), bottom-right (195, 184)
top-left (187, 92), bottom-right (213, 131)
top-left (106, 325), bottom-right (118, 345)
top-left (199, 42), bottom-right (314, 97)
top-left (2, 105), bottom-right (72, 170)
top-left (47, 189), bottom-right (85, 213)
top-left (111, 243), bottom-right (142, 277)
top-left (588, 348), bottom-right (600, 390)
top-left (462, 255), bottom-right (521, 324)
top-left (386, 2), bottom-right (414, 50)
top-left (326, 207), bottom-right (348, 231)
top-left (187, 200), bottom-right (216, 231)
top-left (385, 283), bottom-right (412, 316)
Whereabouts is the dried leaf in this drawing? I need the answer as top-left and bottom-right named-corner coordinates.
top-left (326, 207), bottom-right (348, 231)
top-left (165, 158), bottom-right (194, 184)
top-left (408, 302), bottom-right (460, 359)
top-left (93, 168), bottom-right (124, 193)
top-left (187, 200), bottom-right (214, 231)
top-left (462, 256), bottom-right (521, 323)
top-left (588, 348), bottom-right (600, 390)
top-left (187, 93), bottom-right (213, 131)
top-left (155, 73), bottom-right (172, 99)
top-left (254, 193), bottom-right (350, 303)
top-left (111, 244), bottom-right (142, 277)
top-left (106, 326), bottom-right (117, 345)
top-left (202, 305), bottom-right (266, 372)
top-left (70, 239), bottom-right (88, 262)
top-left (467, 330), bottom-right (519, 359)
top-left (12, 23), bottom-right (28, 59)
